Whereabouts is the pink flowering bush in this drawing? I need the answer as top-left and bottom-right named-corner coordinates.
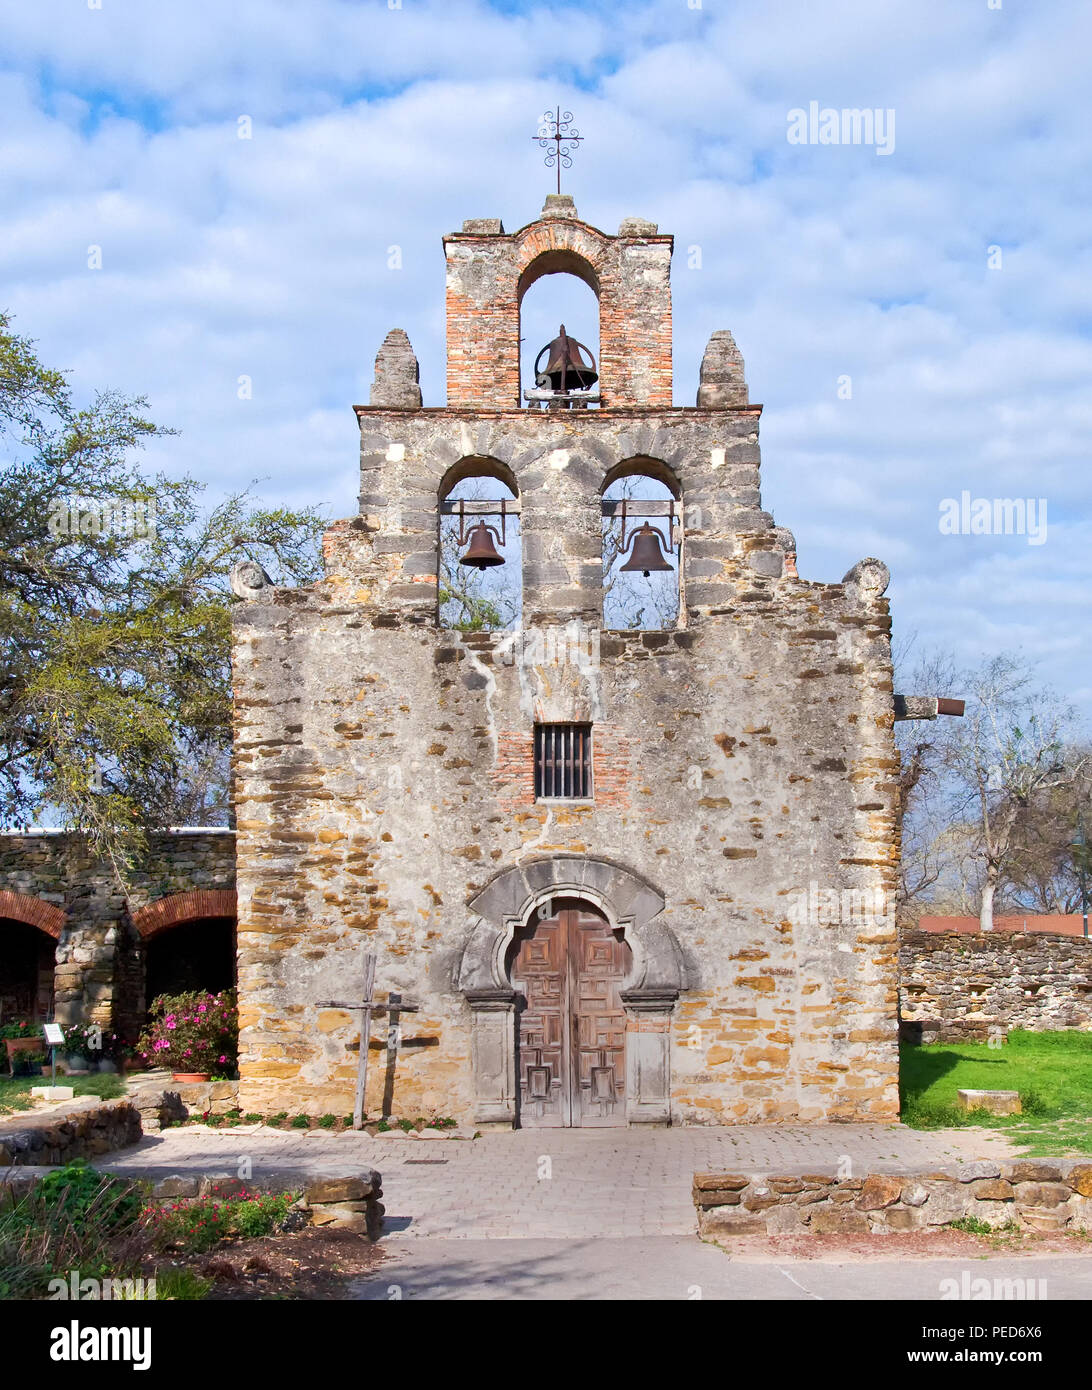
top-left (136, 989), bottom-right (237, 1074)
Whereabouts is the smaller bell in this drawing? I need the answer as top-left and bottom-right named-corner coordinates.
top-left (620, 522), bottom-right (673, 578)
top-left (459, 521), bottom-right (505, 569)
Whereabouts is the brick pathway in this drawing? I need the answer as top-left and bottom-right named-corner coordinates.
top-left (104, 1122), bottom-right (1015, 1240)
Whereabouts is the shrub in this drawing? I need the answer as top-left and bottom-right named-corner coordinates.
top-left (290, 1114), bottom-right (309, 1129)
top-left (136, 989), bottom-right (237, 1074)
top-left (0, 1020), bottom-right (42, 1042)
top-left (318, 1113), bottom-right (336, 1128)
top-left (144, 1191), bottom-right (294, 1254)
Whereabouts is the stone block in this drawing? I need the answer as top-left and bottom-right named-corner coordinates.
top-left (810, 1208), bottom-right (870, 1234)
top-left (305, 1177), bottom-right (373, 1204)
top-left (856, 1175), bottom-right (902, 1210)
top-left (957, 1090), bottom-right (1021, 1115)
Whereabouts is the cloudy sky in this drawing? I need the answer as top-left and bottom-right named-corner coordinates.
top-left (2, 0), bottom-right (1089, 718)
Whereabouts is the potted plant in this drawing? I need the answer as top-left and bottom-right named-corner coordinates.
top-left (1, 1020), bottom-right (45, 1075)
top-left (136, 989), bottom-right (238, 1082)
top-left (59, 1021), bottom-right (99, 1073)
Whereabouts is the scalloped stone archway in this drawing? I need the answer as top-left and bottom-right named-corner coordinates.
top-left (457, 856), bottom-right (685, 1128)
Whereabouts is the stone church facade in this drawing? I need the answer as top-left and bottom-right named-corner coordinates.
top-left (229, 195), bottom-right (903, 1127)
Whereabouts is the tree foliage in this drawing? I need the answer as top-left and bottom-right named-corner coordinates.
top-left (0, 312), bottom-right (327, 866)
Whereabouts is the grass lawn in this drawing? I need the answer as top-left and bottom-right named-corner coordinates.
top-left (901, 1029), bottom-right (1092, 1155)
top-left (0, 1072), bottom-right (125, 1118)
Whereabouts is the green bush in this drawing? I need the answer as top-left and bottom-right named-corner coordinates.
top-left (145, 1191), bottom-right (294, 1254)
top-left (318, 1113), bottom-right (336, 1128)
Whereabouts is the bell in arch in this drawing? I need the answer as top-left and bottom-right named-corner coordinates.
top-left (459, 521), bottom-right (506, 569)
top-left (620, 522), bottom-right (674, 578)
top-left (534, 324), bottom-right (598, 393)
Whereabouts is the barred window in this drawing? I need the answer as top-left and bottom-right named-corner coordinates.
top-left (534, 724), bottom-right (592, 800)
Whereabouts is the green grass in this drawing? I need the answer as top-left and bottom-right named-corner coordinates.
top-left (0, 1071), bottom-right (125, 1117)
top-left (901, 1029), bottom-right (1092, 1155)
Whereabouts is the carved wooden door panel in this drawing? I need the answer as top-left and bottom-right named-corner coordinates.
top-left (510, 909), bottom-right (570, 1126)
top-left (510, 900), bottom-right (631, 1128)
top-left (569, 908), bottom-right (630, 1127)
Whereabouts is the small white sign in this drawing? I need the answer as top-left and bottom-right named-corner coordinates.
top-left (43, 1023), bottom-right (65, 1046)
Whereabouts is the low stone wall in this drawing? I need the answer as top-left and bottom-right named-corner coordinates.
top-left (900, 929), bottom-right (1092, 1042)
top-left (128, 1080), bottom-right (239, 1131)
top-left (147, 1170), bottom-right (384, 1240)
top-left (694, 1161), bottom-right (1092, 1236)
top-left (0, 1165), bottom-right (385, 1240)
top-left (0, 1098), bottom-right (141, 1167)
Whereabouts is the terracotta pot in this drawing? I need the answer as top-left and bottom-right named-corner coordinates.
top-left (171, 1071), bottom-right (211, 1083)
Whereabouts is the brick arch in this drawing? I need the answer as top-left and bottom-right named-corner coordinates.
top-left (132, 889), bottom-right (237, 942)
top-left (0, 890), bottom-right (65, 941)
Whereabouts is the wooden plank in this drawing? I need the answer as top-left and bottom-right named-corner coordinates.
top-left (600, 499), bottom-right (676, 517)
top-left (439, 498), bottom-right (521, 515)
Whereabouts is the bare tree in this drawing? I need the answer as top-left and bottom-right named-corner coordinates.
top-left (945, 653), bottom-right (1088, 931)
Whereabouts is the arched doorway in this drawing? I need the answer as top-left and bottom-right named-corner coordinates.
top-left (507, 897), bottom-right (632, 1128)
top-left (0, 918), bottom-right (56, 1022)
top-left (131, 890), bottom-right (238, 1018)
top-left (144, 916), bottom-right (236, 1007)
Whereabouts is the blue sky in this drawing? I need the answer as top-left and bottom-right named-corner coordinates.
top-left (1, 0), bottom-right (1089, 716)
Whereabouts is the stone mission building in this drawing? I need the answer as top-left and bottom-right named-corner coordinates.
top-left (231, 195), bottom-right (901, 1128)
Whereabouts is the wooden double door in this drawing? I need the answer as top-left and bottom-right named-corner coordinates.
top-left (509, 899), bottom-right (632, 1128)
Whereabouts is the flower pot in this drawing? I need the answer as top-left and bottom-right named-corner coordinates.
top-left (63, 1053), bottom-right (90, 1073)
top-left (171, 1072), bottom-right (211, 1083)
top-left (5, 1037), bottom-right (44, 1074)
top-left (95, 1058), bottom-right (118, 1074)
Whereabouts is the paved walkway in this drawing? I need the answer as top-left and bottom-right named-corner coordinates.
top-left (105, 1123), bottom-right (1016, 1240)
top-left (350, 1239), bottom-right (1092, 1301)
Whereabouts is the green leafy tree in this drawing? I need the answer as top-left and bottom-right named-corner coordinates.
top-left (0, 312), bottom-right (327, 868)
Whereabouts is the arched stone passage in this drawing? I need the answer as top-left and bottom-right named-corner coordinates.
top-left (132, 889), bottom-right (237, 941)
top-left (0, 890), bottom-right (65, 941)
top-left (133, 890), bottom-right (238, 1015)
top-left (457, 857), bottom-right (685, 1127)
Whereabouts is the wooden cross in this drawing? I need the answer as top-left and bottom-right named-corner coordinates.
top-left (318, 952), bottom-right (375, 1130)
top-left (318, 954), bottom-right (421, 1130)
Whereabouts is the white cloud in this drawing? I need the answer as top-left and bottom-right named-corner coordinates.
top-left (0, 0), bottom-right (1088, 717)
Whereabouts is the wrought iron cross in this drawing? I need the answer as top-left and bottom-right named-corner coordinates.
top-left (532, 106), bottom-right (583, 195)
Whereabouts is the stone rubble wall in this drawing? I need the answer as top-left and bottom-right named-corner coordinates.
top-left (0, 830), bottom-right (236, 1036)
top-left (0, 1097), bottom-right (142, 1166)
top-left (899, 929), bottom-right (1092, 1042)
top-left (694, 1161), bottom-right (1092, 1236)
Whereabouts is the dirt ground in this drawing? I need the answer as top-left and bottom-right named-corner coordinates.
top-left (163, 1226), bottom-right (387, 1300)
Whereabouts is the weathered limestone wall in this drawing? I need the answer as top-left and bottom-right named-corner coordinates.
top-left (899, 929), bottom-right (1092, 1042)
top-left (0, 831), bottom-right (236, 1033)
top-left (232, 402), bottom-right (900, 1124)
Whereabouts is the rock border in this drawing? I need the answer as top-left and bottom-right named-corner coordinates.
top-left (694, 1161), bottom-right (1092, 1236)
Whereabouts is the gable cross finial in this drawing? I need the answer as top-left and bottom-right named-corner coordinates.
top-left (532, 105), bottom-right (583, 196)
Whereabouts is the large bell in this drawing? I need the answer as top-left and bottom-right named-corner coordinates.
top-left (620, 522), bottom-right (673, 577)
top-left (459, 521), bottom-right (505, 569)
top-left (535, 324), bottom-right (598, 393)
